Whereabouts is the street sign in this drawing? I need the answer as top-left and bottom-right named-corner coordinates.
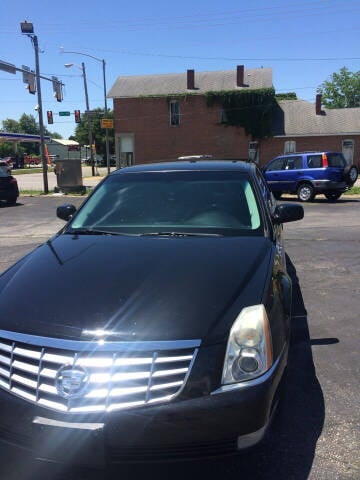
top-left (59, 111), bottom-right (71, 116)
top-left (101, 119), bottom-right (114, 129)
top-left (85, 110), bottom-right (100, 117)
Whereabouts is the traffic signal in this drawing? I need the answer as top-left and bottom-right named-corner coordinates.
top-left (54, 82), bottom-right (62, 102)
top-left (28, 71), bottom-right (36, 94)
top-left (47, 110), bottom-right (53, 124)
top-left (74, 110), bottom-right (81, 123)
top-left (52, 76), bottom-right (63, 102)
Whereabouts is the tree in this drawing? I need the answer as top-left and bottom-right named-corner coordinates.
top-left (0, 114), bottom-right (63, 157)
top-left (72, 108), bottom-right (115, 157)
top-left (317, 67), bottom-right (360, 108)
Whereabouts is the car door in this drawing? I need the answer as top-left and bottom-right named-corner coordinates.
top-left (282, 155), bottom-right (303, 193)
top-left (263, 157), bottom-right (286, 193)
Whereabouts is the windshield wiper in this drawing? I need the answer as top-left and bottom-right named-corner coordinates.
top-left (140, 231), bottom-right (222, 237)
top-left (67, 228), bottom-right (116, 236)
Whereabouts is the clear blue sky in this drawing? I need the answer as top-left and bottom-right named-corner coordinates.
top-left (1, 0), bottom-right (359, 140)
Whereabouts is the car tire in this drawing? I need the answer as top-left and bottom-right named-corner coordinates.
top-left (343, 165), bottom-right (358, 186)
top-left (324, 191), bottom-right (342, 201)
top-left (297, 183), bottom-right (315, 202)
top-left (6, 196), bottom-right (17, 206)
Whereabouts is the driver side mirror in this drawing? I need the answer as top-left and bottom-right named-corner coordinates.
top-left (272, 203), bottom-right (304, 224)
top-left (57, 203), bottom-right (77, 221)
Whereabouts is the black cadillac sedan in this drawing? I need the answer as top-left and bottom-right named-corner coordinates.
top-left (0, 161), bottom-right (19, 205)
top-left (0, 161), bottom-right (303, 467)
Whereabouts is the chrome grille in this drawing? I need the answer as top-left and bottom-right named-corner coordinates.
top-left (0, 330), bottom-right (200, 414)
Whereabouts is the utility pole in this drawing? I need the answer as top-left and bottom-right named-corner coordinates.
top-left (102, 59), bottom-right (110, 175)
top-left (81, 62), bottom-right (95, 177)
top-left (33, 34), bottom-right (48, 193)
top-left (61, 49), bottom-right (110, 174)
top-left (20, 21), bottom-right (49, 193)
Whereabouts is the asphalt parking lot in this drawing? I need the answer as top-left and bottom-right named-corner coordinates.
top-left (0, 195), bottom-right (359, 479)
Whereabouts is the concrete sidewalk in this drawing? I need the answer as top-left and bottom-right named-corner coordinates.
top-left (15, 166), bottom-right (113, 193)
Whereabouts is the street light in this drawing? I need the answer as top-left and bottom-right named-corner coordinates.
top-left (20, 21), bottom-right (48, 193)
top-left (64, 62), bottom-right (95, 176)
top-left (61, 48), bottom-right (110, 174)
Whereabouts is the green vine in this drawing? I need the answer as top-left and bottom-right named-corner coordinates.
top-left (205, 88), bottom-right (276, 139)
top-left (275, 92), bottom-right (297, 100)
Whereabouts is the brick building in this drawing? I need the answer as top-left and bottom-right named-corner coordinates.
top-left (108, 67), bottom-right (360, 168)
top-left (263, 96), bottom-right (360, 167)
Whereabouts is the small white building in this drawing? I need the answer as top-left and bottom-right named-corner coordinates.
top-left (46, 139), bottom-right (81, 161)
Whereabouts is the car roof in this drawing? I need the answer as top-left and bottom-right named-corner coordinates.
top-left (113, 160), bottom-right (256, 175)
top-left (275, 151), bottom-right (342, 157)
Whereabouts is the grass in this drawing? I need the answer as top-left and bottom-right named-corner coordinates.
top-left (12, 167), bottom-right (54, 175)
top-left (344, 186), bottom-right (360, 195)
top-left (20, 190), bottom-right (45, 195)
top-left (19, 189), bottom-right (90, 196)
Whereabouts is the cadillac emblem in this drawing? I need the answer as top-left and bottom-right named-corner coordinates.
top-left (55, 364), bottom-right (89, 399)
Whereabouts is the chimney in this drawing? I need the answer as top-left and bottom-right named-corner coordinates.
top-left (187, 69), bottom-right (195, 90)
top-left (237, 65), bottom-right (244, 87)
top-left (316, 94), bottom-right (322, 115)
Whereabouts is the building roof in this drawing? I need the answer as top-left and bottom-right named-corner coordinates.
top-left (108, 67), bottom-right (273, 98)
top-left (0, 132), bottom-right (51, 143)
top-left (273, 99), bottom-right (360, 137)
top-left (50, 138), bottom-right (79, 146)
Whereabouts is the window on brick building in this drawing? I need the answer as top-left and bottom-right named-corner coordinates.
top-left (220, 109), bottom-right (228, 124)
top-left (284, 140), bottom-right (296, 153)
top-left (170, 101), bottom-right (180, 126)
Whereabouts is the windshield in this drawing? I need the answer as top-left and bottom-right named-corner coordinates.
top-left (68, 171), bottom-right (263, 236)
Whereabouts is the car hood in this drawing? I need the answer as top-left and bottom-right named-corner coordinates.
top-left (0, 234), bottom-right (273, 343)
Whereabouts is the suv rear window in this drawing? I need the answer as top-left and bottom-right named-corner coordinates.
top-left (326, 153), bottom-right (346, 168)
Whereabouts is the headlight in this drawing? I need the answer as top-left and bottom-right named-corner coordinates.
top-left (222, 305), bottom-right (273, 385)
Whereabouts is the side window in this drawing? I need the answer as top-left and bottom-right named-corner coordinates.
top-left (266, 158), bottom-right (285, 172)
top-left (256, 168), bottom-right (276, 214)
top-left (285, 156), bottom-right (302, 170)
top-left (307, 155), bottom-right (322, 168)
top-left (170, 101), bottom-right (180, 126)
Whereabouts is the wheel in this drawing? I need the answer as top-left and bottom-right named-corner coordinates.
top-left (324, 191), bottom-right (342, 201)
top-left (344, 165), bottom-right (358, 186)
top-left (6, 196), bottom-right (17, 206)
top-left (273, 192), bottom-right (282, 200)
top-left (297, 183), bottom-right (315, 202)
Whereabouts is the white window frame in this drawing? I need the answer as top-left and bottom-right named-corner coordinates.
top-left (342, 139), bottom-right (354, 164)
top-left (284, 140), bottom-right (296, 154)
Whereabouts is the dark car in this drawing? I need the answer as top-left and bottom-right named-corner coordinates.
top-left (0, 162), bottom-right (19, 205)
top-left (0, 161), bottom-right (303, 467)
top-left (0, 156), bottom-right (16, 169)
top-left (263, 151), bottom-right (358, 201)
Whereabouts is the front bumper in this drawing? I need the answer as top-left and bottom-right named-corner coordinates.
top-left (0, 349), bottom-right (287, 467)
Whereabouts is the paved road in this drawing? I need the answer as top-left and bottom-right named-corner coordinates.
top-left (0, 196), bottom-right (359, 480)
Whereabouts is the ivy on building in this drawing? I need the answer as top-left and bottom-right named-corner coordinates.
top-left (205, 88), bottom-right (277, 139)
top-left (275, 92), bottom-right (297, 100)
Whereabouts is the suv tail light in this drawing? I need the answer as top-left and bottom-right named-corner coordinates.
top-left (322, 154), bottom-right (328, 167)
